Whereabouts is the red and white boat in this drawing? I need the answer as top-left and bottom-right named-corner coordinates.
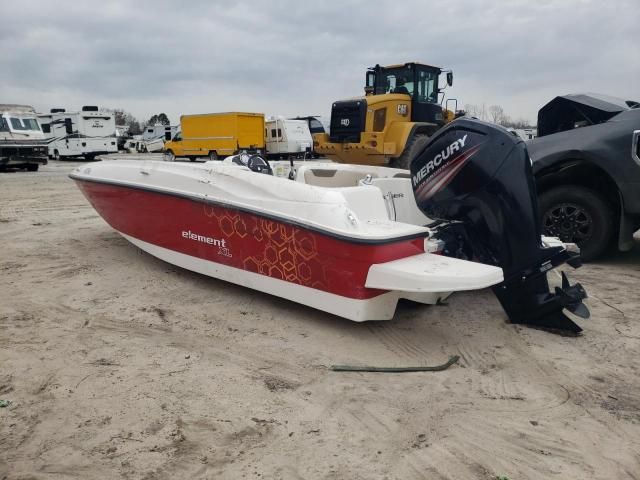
top-left (71, 119), bottom-right (590, 332)
top-left (70, 157), bottom-right (503, 321)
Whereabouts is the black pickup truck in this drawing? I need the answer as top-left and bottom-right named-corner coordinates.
top-left (528, 94), bottom-right (640, 260)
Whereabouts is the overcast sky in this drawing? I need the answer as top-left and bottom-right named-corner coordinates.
top-left (2, 0), bottom-right (638, 125)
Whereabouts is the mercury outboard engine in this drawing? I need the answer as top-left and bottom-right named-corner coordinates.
top-left (411, 118), bottom-right (589, 333)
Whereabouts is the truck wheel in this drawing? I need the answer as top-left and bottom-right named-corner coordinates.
top-left (53, 150), bottom-right (60, 160)
top-left (539, 185), bottom-right (613, 261)
top-left (26, 164), bottom-right (39, 172)
top-left (164, 150), bottom-right (175, 162)
top-left (208, 151), bottom-right (218, 161)
top-left (390, 134), bottom-right (430, 170)
top-left (84, 154), bottom-right (96, 161)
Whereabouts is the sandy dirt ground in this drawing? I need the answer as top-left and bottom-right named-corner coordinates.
top-left (1, 158), bottom-right (639, 480)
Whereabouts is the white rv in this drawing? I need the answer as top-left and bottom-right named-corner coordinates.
top-left (265, 118), bottom-right (312, 159)
top-left (38, 106), bottom-right (118, 160)
top-left (0, 104), bottom-right (48, 171)
top-left (137, 124), bottom-right (178, 152)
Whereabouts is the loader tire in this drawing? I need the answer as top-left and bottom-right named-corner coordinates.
top-left (389, 134), bottom-right (430, 170)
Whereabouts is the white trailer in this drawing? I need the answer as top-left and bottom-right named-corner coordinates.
top-left (38, 106), bottom-right (118, 160)
top-left (136, 124), bottom-right (178, 152)
top-left (289, 115), bottom-right (330, 135)
top-left (142, 124), bottom-right (178, 142)
top-left (265, 118), bottom-right (312, 159)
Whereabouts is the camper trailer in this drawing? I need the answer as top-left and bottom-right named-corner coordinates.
top-left (0, 104), bottom-right (48, 171)
top-left (38, 106), bottom-right (118, 160)
top-left (138, 124), bottom-right (178, 152)
top-left (265, 118), bottom-right (313, 159)
top-left (290, 115), bottom-right (329, 135)
top-left (289, 116), bottom-right (329, 157)
top-left (142, 124), bottom-right (178, 142)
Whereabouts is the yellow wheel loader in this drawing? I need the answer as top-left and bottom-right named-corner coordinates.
top-left (313, 62), bottom-right (457, 168)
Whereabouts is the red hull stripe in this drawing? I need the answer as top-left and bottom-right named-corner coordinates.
top-left (75, 179), bottom-right (427, 300)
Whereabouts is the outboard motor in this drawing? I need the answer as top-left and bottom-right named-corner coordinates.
top-left (411, 118), bottom-right (589, 333)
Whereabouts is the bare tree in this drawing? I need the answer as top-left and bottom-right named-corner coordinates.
top-left (106, 108), bottom-right (142, 135)
top-left (146, 113), bottom-right (171, 126)
top-left (502, 117), bottom-right (535, 129)
top-left (489, 105), bottom-right (505, 124)
top-left (500, 115), bottom-right (512, 126)
top-left (108, 108), bottom-right (133, 126)
top-left (479, 103), bottom-right (487, 121)
top-left (128, 121), bottom-right (142, 135)
top-left (464, 104), bottom-right (479, 117)
top-left (464, 104), bottom-right (494, 121)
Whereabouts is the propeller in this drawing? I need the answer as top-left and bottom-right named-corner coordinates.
top-left (554, 272), bottom-right (590, 319)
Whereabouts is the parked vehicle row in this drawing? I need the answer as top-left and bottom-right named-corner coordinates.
top-left (3, 103), bottom-right (328, 166)
top-left (163, 113), bottom-right (326, 162)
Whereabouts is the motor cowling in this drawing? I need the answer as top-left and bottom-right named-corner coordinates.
top-left (411, 118), bottom-right (589, 333)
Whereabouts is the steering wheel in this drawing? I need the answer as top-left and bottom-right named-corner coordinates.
top-left (247, 154), bottom-right (273, 175)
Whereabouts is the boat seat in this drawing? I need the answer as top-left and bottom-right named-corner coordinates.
top-left (338, 186), bottom-right (390, 221)
top-left (300, 166), bottom-right (379, 187)
top-left (368, 177), bottom-right (433, 225)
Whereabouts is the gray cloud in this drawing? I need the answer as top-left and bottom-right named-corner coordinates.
top-left (1, 0), bottom-right (638, 125)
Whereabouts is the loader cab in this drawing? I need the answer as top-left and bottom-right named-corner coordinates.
top-left (365, 63), bottom-right (452, 125)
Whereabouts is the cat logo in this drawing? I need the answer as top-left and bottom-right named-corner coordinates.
top-left (397, 104), bottom-right (408, 116)
top-left (340, 118), bottom-right (350, 127)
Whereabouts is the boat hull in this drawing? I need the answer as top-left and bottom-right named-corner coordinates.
top-left (122, 233), bottom-right (441, 321)
top-left (74, 179), bottom-right (445, 320)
